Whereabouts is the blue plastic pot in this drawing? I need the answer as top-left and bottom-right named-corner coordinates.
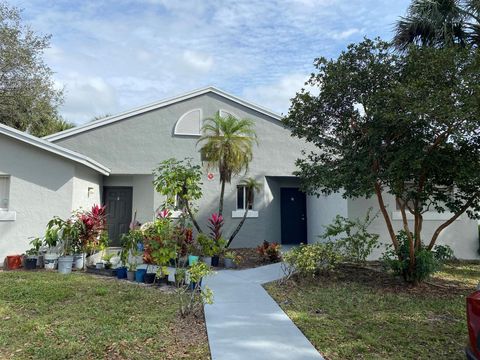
top-left (116, 267), bottom-right (127, 279)
top-left (188, 255), bottom-right (199, 266)
top-left (135, 268), bottom-right (146, 282)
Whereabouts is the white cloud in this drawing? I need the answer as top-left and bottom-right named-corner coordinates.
top-left (242, 73), bottom-right (314, 115)
top-left (329, 28), bottom-right (362, 40)
top-left (10, 0), bottom-right (411, 124)
top-left (182, 50), bottom-right (214, 72)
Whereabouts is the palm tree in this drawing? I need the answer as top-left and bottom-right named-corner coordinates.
top-left (393, 0), bottom-right (468, 50)
top-left (227, 177), bottom-right (262, 248)
top-left (197, 112), bottom-right (257, 216)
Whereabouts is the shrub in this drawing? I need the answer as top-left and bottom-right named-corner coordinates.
top-left (256, 241), bottom-right (282, 262)
top-left (176, 262), bottom-right (213, 317)
top-left (321, 208), bottom-right (379, 264)
top-left (382, 231), bottom-right (455, 283)
top-left (282, 242), bottom-right (342, 278)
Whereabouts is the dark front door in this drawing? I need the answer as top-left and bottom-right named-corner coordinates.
top-left (103, 187), bottom-right (133, 246)
top-left (280, 188), bottom-right (307, 245)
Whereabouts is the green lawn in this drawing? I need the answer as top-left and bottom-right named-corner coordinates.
top-left (0, 271), bottom-right (210, 359)
top-left (265, 262), bottom-right (479, 360)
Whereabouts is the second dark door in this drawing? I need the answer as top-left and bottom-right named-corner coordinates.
top-left (103, 187), bottom-right (133, 246)
top-left (280, 188), bottom-right (307, 245)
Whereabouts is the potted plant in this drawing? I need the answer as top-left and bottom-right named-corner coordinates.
top-left (43, 226), bottom-right (60, 270)
top-left (127, 262), bottom-right (136, 281)
top-left (155, 266), bottom-right (169, 286)
top-left (197, 233), bottom-right (215, 266)
top-left (224, 251), bottom-right (236, 269)
top-left (102, 252), bottom-right (119, 270)
top-left (207, 213), bottom-right (225, 267)
top-left (47, 216), bottom-right (81, 274)
top-left (24, 237), bottom-right (42, 270)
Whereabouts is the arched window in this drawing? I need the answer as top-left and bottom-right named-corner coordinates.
top-left (174, 109), bottom-right (202, 136)
top-left (219, 109), bottom-right (238, 119)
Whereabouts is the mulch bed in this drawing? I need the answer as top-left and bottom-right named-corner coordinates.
top-left (228, 248), bottom-right (280, 269)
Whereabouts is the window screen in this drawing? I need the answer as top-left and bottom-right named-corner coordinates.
top-left (0, 176), bottom-right (10, 210)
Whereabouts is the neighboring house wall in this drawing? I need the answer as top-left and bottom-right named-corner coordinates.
top-left (0, 132), bottom-right (105, 262)
top-left (52, 92), bottom-right (310, 248)
top-left (347, 195), bottom-right (479, 260)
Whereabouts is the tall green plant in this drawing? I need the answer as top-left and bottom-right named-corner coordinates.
top-left (197, 112), bottom-right (257, 216)
top-left (153, 158), bottom-right (203, 233)
top-left (321, 208), bottom-right (380, 264)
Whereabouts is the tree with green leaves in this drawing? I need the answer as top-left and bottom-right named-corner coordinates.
top-left (227, 177), bottom-right (262, 247)
top-left (393, 0), bottom-right (480, 49)
top-left (284, 38), bottom-right (480, 283)
top-left (153, 158), bottom-right (203, 233)
top-left (0, 1), bottom-right (72, 136)
top-left (197, 111), bottom-right (257, 216)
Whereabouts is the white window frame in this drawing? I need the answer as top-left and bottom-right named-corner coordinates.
top-left (174, 108), bottom-right (203, 136)
top-left (0, 175), bottom-right (15, 221)
top-left (232, 185), bottom-right (258, 218)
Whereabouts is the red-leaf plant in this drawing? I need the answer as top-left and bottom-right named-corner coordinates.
top-left (208, 213), bottom-right (223, 242)
top-left (77, 204), bottom-right (107, 252)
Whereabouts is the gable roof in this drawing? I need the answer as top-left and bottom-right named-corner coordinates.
top-left (44, 86), bottom-right (283, 142)
top-left (0, 123), bottom-right (110, 176)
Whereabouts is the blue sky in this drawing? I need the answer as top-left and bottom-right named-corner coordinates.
top-left (11, 0), bottom-right (411, 124)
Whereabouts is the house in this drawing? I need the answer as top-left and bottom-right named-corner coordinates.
top-left (0, 86), bottom-right (478, 261)
top-left (0, 124), bottom-right (110, 260)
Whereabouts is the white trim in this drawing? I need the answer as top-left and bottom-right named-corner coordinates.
top-left (232, 210), bottom-right (258, 218)
top-left (391, 211), bottom-right (459, 221)
top-left (44, 86), bottom-right (283, 141)
top-left (219, 108), bottom-right (239, 119)
top-left (0, 210), bottom-right (16, 221)
top-left (0, 123), bottom-right (110, 175)
top-left (174, 108), bottom-right (203, 136)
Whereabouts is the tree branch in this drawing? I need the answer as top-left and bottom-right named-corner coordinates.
top-left (427, 195), bottom-right (477, 250)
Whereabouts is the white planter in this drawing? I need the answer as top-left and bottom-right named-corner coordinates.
top-left (58, 255), bottom-right (74, 274)
top-left (73, 254), bottom-right (85, 270)
top-left (44, 253), bottom-right (59, 270)
top-left (96, 262), bottom-right (105, 269)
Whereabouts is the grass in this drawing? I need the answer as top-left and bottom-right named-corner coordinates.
top-left (265, 261), bottom-right (479, 360)
top-left (0, 271), bottom-right (210, 359)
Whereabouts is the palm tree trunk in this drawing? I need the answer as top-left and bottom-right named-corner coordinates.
top-left (219, 180), bottom-right (225, 216)
top-left (227, 208), bottom-right (249, 248)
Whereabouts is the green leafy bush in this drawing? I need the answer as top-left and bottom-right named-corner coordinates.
top-left (321, 208), bottom-right (379, 264)
top-left (382, 231), bottom-right (455, 283)
top-left (282, 242), bottom-right (342, 279)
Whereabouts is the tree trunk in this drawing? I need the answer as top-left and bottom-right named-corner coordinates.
top-left (427, 196), bottom-right (476, 250)
top-left (185, 201), bottom-right (203, 234)
top-left (219, 180), bottom-right (226, 216)
top-left (397, 197), bottom-right (415, 280)
top-left (374, 182), bottom-right (399, 253)
top-left (227, 208), bottom-right (249, 248)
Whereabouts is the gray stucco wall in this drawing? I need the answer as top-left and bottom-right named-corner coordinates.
top-left (0, 134), bottom-right (102, 261)
top-left (53, 92), bottom-right (311, 248)
top-left (347, 194), bottom-right (479, 260)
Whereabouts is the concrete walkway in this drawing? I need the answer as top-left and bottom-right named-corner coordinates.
top-left (203, 263), bottom-right (324, 360)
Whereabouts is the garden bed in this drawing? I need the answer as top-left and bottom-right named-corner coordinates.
top-left (265, 261), bottom-right (480, 359)
top-left (0, 271), bottom-right (210, 359)
top-left (227, 248), bottom-right (280, 269)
